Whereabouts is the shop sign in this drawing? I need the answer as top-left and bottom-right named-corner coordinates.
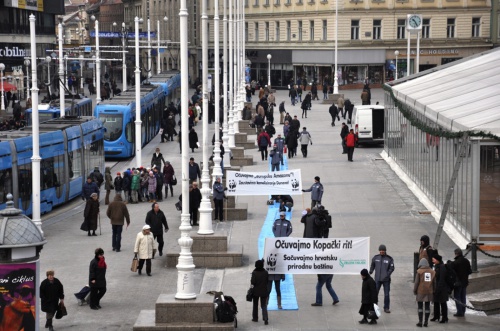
top-left (400, 49), bottom-right (459, 56)
top-left (0, 46), bottom-right (28, 58)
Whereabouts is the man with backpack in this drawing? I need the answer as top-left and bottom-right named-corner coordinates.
top-left (90, 167), bottom-right (104, 188)
top-left (450, 248), bottom-right (472, 317)
top-left (369, 245), bottom-right (395, 313)
top-left (257, 129), bottom-right (271, 161)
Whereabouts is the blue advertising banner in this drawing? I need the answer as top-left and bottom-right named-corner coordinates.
top-left (89, 31), bottom-right (157, 38)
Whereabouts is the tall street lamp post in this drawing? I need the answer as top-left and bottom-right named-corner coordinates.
top-left (58, 20), bottom-right (65, 117)
top-left (24, 59), bottom-right (30, 101)
top-left (79, 55), bottom-right (84, 92)
top-left (113, 21), bottom-right (128, 92)
top-left (157, 16), bottom-right (168, 75)
top-left (91, 15), bottom-right (101, 103)
top-left (0, 63), bottom-right (4, 112)
top-left (394, 50), bottom-right (399, 80)
top-left (134, 16), bottom-right (143, 168)
top-left (267, 54), bottom-right (272, 88)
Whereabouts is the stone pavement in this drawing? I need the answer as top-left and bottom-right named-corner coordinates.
top-left (38, 88), bottom-right (499, 330)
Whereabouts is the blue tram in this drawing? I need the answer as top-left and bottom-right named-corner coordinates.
top-left (149, 71), bottom-right (181, 105)
top-left (0, 116), bottom-right (104, 215)
top-left (94, 84), bottom-right (166, 159)
top-left (24, 95), bottom-right (93, 126)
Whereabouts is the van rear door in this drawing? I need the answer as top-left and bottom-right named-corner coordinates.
top-left (372, 108), bottom-right (384, 140)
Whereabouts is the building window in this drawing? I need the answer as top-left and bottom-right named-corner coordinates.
top-left (264, 0), bottom-right (270, 5)
top-left (275, 21), bottom-right (280, 41)
top-left (298, 20), bottom-right (303, 41)
top-left (310, 20), bottom-right (314, 40)
top-left (254, 0), bottom-right (259, 6)
top-left (322, 19), bottom-right (327, 40)
top-left (297, 0), bottom-right (303, 4)
top-left (285, 0), bottom-right (291, 4)
top-left (472, 17), bottom-right (480, 37)
top-left (351, 20), bottom-right (359, 40)
top-left (275, 0), bottom-right (280, 4)
top-left (422, 18), bottom-right (430, 38)
top-left (255, 22), bottom-right (259, 41)
top-left (265, 22), bottom-right (270, 41)
top-left (287, 20), bottom-right (291, 40)
top-left (447, 18), bottom-right (455, 38)
top-left (245, 22), bottom-right (249, 41)
top-left (373, 19), bottom-right (381, 40)
top-left (397, 19), bottom-right (406, 39)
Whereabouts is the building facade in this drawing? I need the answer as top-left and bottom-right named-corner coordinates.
top-left (205, 0), bottom-right (492, 89)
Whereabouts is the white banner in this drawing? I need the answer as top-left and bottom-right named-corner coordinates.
top-left (225, 169), bottom-right (302, 196)
top-left (263, 237), bottom-right (370, 274)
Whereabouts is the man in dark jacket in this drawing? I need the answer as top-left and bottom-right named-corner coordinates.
top-left (451, 248), bottom-right (472, 317)
top-left (269, 144), bottom-right (283, 172)
top-left (106, 194), bottom-right (130, 252)
top-left (213, 177), bottom-right (226, 222)
top-left (82, 176), bottom-right (100, 200)
top-left (302, 176), bottom-right (324, 209)
top-left (189, 182), bottom-right (202, 226)
top-left (188, 157), bottom-right (201, 184)
top-left (145, 203), bottom-right (169, 256)
top-left (272, 211), bottom-right (292, 237)
top-left (329, 103), bottom-right (339, 126)
top-left (359, 269), bottom-right (378, 324)
top-left (340, 123), bottom-right (349, 154)
top-left (90, 167), bottom-right (104, 188)
top-left (290, 115), bottom-right (301, 132)
top-left (369, 244), bottom-right (395, 313)
top-left (301, 208), bottom-right (321, 238)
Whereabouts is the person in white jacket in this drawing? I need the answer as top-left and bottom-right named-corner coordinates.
top-left (134, 225), bottom-right (157, 276)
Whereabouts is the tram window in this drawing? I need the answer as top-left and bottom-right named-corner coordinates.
top-left (68, 149), bottom-right (80, 179)
top-left (0, 169), bottom-right (13, 203)
top-left (39, 113), bottom-right (54, 123)
top-left (18, 163), bottom-right (32, 202)
top-left (125, 122), bottom-right (133, 143)
top-left (100, 114), bottom-right (123, 141)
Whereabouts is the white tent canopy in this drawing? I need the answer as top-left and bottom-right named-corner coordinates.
top-left (390, 48), bottom-right (500, 138)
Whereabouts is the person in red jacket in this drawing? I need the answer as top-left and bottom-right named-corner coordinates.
top-left (257, 129), bottom-right (271, 161)
top-left (345, 129), bottom-right (358, 162)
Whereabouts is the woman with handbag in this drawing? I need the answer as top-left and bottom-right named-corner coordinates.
top-left (251, 259), bottom-right (269, 325)
top-left (359, 269), bottom-right (378, 325)
top-left (40, 270), bottom-right (65, 331)
top-left (162, 161), bottom-right (175, 198)
top-left (134, 225), bottom-right (157, 276)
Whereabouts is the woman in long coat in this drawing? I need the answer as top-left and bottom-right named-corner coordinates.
top-left (414, 258), bottom-right (436, 327)
top-left (84, 193), bottom-right (99, 236)
top-left (104, 167), bottom-right (113, 205)
top-left (40, 270), bottom-right (64, 331)
top-left (163, 161), bottom-right (175, 198)
top-left (359, 269), bottom-right (378, 324)
top-left (431, 254), bottom-right (449, 323)
top-left (188, 128), bottom-right (199, 153)
top-left (134, 225), bottom-right (157, 276)
top-left (147, 171), bottom-right (157, 202)
top-left (251, 259), bottom-right (269, 325)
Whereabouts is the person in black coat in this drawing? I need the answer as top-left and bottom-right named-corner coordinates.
top-left (340, 123), bottom-right (349, 154)
top-left (189, 182), bottom-right (202, 226)
top-left (188, 128), bottom-right (199, 153)
top-left (145, 203), bottom-right (169, 256)
top-left (40, 270), bottom-right (64, 331)
top-left (84, 193), bottom-right (100, 236)
top-left (359, 268), bottom-right (378, 324)
top-left (450, 248), bottom-right (472, 317)
top-left (251, 259), bottom-right (269, 325)
top-left (431, 254), bottom-right (449, 323)
top-left (89, 248), bottom-right (107, 310)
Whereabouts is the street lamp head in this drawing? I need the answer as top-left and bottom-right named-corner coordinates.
top-left (163, 16), bottom-right (168, 22)
top-left (24, 59), bottom-right (30, 66)
top-left (394, 50), bottom-right (399, 57)
top-left (139, 18), bottom-right (144, 24)
top-left (91, 15), bottom-right (96, 22)
top-left (122, 22), bottom-right (126, 28)
top-left (0, 63), bottom-right (4, 71)
top-left (113, 22), bottom-right (117, 27)
top-left (267, 54), bottom-right (272, 60)
top-left (45, 56), bottom-right (52, 63)
top-left (79, 55), bottom-right (84, 59)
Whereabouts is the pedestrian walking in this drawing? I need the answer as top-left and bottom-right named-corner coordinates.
top-left (147, 171), bottom-right (157, 202)
top-left (285, 128), bottom-right (298, 158)
top-left (40, 270), bottom-right (64, 331)
top-left (123, 170), bottom-right (132, 203)
top-left (213, 177), bottom-right (226, 222)
top-left (163, 161), bottom-right (175, 198)
top-left (257, 129), bottom-right (271, 161)
top-left (104, 167), bottom-right (114, 205)
top-left (298, 127), bottom-right (312, 158)
top-left (90, 167), bottom-right (104, 188)
top-left (269, 144), bottom-right (283, 171)
top-left (151, 147), bottom-right (166, 171)
top-left (361, 89), bottom-right (370, 105)
top-left (145, 203), bottom-right (169, 256)
top-left (88, 248), bottom-right (107, 310)
top-left (289, 85), bottom-right (297, 106)
top-left (134, 225), bottom-right (157, 276)
top-left (188, 157), bottom-right (201, 184)
top-left (189, 127), bottom-right (199, 153)
top-left (279, 101), bottom-right (286, 124)
top-left (268, 211), bottom-right (292, 309)
top-left (189, 182), bottom-right (202, 226)
top-left (301, 208), bottom-right (322, 238)
top-left (358, 269), bottom-right (378, 325)
top-left (84, 193), bottom-right (99, 236)
top-left (302, 176), bottom-right (324, 209)
top-left (431, 254), bottom-right (449, 323)
top-left (153, 167), bottom-right (164, 201)
top-left (337, 96), bottom-right (345, 118)
top-left (106, 193), bottom-right (130, 252)
top-left (414, 258), bottom-right (435, 327)
top-left (329, 103), bottom-right (339, 127)
top-left (345, 129), bottom-right (357, 162)
top-left (251, 259), bottom-right (269, 325)
top-left (450, 248), bottom-right (472, 317)
top-left (311, 274), bottom-right (340, 307)
top-left (82, 176), bottom-right (99, 201)
top-left (369, 244), bottom-right (395, 313)
top-left (114, 172), bottom-right (123, 194)
top-left (130, 170), bottom-right (141, 203)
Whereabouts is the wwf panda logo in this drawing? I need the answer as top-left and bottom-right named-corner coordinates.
top-left (267, 253), bottom-right (277, 267)
top-left (228, 179), bottom-right (236, 189)
top-left (291, 178), bottom-right (299, 188)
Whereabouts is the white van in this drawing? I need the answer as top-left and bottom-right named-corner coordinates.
top-left (352, 105), bottom-right (385, 146)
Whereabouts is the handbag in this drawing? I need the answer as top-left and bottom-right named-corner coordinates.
top-left (55, 302), bottom-right (67, 319)
top-left (131, 256), bottom-right (139, 272)
top-left (373, 303), bottom-right (381, 317)
top-left (175, 201), bottom-right (181, 211)
top-left (171, 175), bottom-right (177, 186)
top-left (246, 286), bottom-right (254, 302)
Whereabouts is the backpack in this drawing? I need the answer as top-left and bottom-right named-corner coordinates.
top-left (259, 134), bottom-right (268, 147)
top-left (214, 294), bottom-right (237, 326)
top-left (445, 262), bottom-right (458, 292)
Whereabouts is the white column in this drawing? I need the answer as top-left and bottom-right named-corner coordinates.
top-left (147, 17), bottom-right (152, 78)
top-left (394, 50), bottom-right (399, 80)
top-left (122, 23), bottom-right (127, 91)
top-left (58, 22), bottom-right (65, 117)
top-left (176, 0), bottom-right (196, 300)
top-left (232, 0), bottom-right (240, 135)
top-left (333, 0), bottom-right (338, 94)
top-left (238, 1), bottom-right (245, 114)
top-left (157, 20), bottom-right (161, 75)
top-left (416, 31), bottom-right (420, 74)
top-left (406, 30), bottom-right (410, 77)
top-left (222, 0), bottom-right (231, 162)
top-left (30, 14), bottom-right (42, 236)
top-left (135, 17), bottom-right (142, 168)
top-left (79, 55), bottom-right (84, 91)
top-left (25, 60), bottom-right (31, 101)
top-left (95, 19), bottom-right (101, 103)
top-left (212, 0), bottom-right (223, 179)
top-left (198, 0), bottom-right (214, 235)
top-left (227, 1), bottom-right (235, 148)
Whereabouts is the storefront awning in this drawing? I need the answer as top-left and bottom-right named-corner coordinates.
top-left (389, 48), bottom-right (500, 138)
top-left (292, 49), bottom-right (385, 65)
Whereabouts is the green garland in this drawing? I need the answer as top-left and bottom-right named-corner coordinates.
top-left (383, 84), bottom-right (500, 141)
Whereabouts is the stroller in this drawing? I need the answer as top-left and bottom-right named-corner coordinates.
top-left (74, 286), bottom-right (91, 306)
